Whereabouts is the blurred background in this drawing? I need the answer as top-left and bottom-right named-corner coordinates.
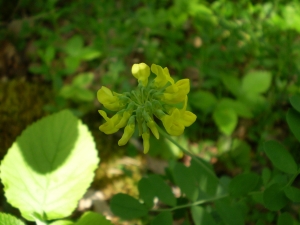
top-left (1, 0), bottom-right (300, 224)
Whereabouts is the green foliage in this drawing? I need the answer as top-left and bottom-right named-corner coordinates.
top-left (0, 111), bottom-right (100, 223)
top-left (0, 213), bottom-right (26, 225)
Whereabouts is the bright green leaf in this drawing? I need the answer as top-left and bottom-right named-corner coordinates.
top-left (150, 212), bottom-right (172, 225)
top-left (81, 48), bottom-right (101, 61)
top-left (241, 70), bottom-right (272, 94)
top-left (263, 184), bottom-right (288, 211)
top-left (173, 163), bottom-right (198, 201)
top-left (50, 220), bottom-right (74, 225)
top-left (189, 90), bottom-right (217, 112)
top-left (0, 110), bottom-right (99, 221)
top-left (264, 140), bottom-right (298, 174)
top-left (213, 108), bottom-right (237, 135)
top-left (73, 73), bottom-right (94, 87)
top-left (64, 35), bottom-right (84, 57)
top-left (0, 213), bottom-right (26, 225)
top-left (191, 206), bottom-right (217, 225)
top-left (110, 193), bottom-right (148, 220)
top-left (289, 94), bottom-right (300, 113)
top-left (75, 212), bottom-right (113, 225)
top-left (229, 173), bottom-right (260, 197)
top-left (284, 186), bottom-right (300, 202)
top-left (287, 108), bottom-right (300, 142)
top-left (221, 75), bottom-right (241, 97)
top-left (64, 57), bottom-right (81, 74)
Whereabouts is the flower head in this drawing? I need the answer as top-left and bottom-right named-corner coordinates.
top-left (97, 63), bottom-right (196, 153)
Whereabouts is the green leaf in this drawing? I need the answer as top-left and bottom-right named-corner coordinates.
top-left (0, 110), bottom-right (99, 221)
top-left (289, 94), bottom-right (300, 113)
top-left (173, 163), bottom-right (198, 201)
top-left (75, 212), bottom-right (113, 225)
top-left (64, 57), bottom-right (81, 74)
top-left (229, 173), bottom-right (260, 197)
top-left (0, 213), bottom-right (26, 225)
top-left (213, 108), bottom-right (238, 135)
top-left (150, 212), bottom-right (172, 225)
top-left (215, 198), bottom-right (244, 225)
top-left (64, 35), bottom-right (84, 57)
top-left (287, 108), bottom-right (300, 142)
top-left (189, 90), bottom-right (217, 112)
top-left (264, 140), bottom-right (298, 174)
top-left (110, 193), bottom-right (148, 220)
top-left (284, 186), bottom-right (300, 202)
top-left (263, 184), bottom-right (288, 211)
top-left (50, 220), bottom-right (74, 225)
top-left (138, 177), bottom-right (156, 208)
top-left (81, 48), bottom-right (101, 61)
top-left (148, 174), bottom-right (176, 206)
top-left (262, 168), bottom-right (271, 186)
top-left (191, 206), bottom-right (217, 225)
top-left (73, 73), bottom-right (94, 87)
top-left (221, 75), bottom-right (241, 97)
top-left (241, 70), bottom-right (272, 94)
top-left (217, 98), bottom-right (253, 118)
top-left (277, 212), bottom-right (294, 225)
top-left (44, 46), bottom-right (55, 65)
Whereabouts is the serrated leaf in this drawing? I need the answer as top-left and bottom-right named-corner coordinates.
top-left (0, 213), bottom-right (26, 225)
top-left (241, 70), bottom-right (272, 94)
top-left (173, 163), bottom-right (198, 201)
top-left (189, 90), bottom-right (217, 112)
top-left (289, 94), bottom-right (300, 113)
top-left (284, 186), bottom-right (300, 202)
top-left (229, 173), bottom-right (260, 197)
top-left (213, 108), bottom-right (238, 135)
top-left (287, 108), bottom-right (300, 142)
top-left (0, 110), bottom-right (99, 221)
top-left (191, 206), bottom-right (217, 225)
top-left (264, 140), bottom-right (298, 174)
top-left (75, 212), bottom-right (113, 225)
top-left (263, 183), bottom-right (288, 211)
top-left (50, 220), bottom-right (74, 225)
top-left (150, 212), bottom-right (172, 225)
top-left (110, 193), bottom-right (148, 220)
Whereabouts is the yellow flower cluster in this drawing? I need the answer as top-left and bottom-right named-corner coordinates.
top-left (97, 63), bottom-right (197, 153)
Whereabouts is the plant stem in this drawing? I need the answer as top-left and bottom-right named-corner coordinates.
top-left (157, 126), bottom-right (219, 181)
top-left (151, 194), bottom-right (228, 212)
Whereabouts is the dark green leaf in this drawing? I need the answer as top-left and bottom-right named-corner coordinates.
top-left (264, 140), bottom-right (298, 174)
top-left (138, 177), bottom-right (155, 208)
top-left (284, 186), bottom-right (300, 202)
top-left (229, 173), bottom-right (260, 197)
top-left (150, 212), bottom-right (172, 225)
top-left (191, 206), bottom-right (217, 225)
top-left (277, 212), bottom-right (293, 225)
top-left (287, 108), bottom-right (300, 142)
top-left (289, 94), bottom-right (300, 113)
top-left (215, 198), bottom-right (244, 225)
top-left (173, 163), bottom-right (198, 201)
top-left (263, 184), bottom-right (288, 211)
top-left (110, 193), bottom-right (148, 220)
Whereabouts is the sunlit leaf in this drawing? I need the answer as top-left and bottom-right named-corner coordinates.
top-left (0, 110), bottom-right (99, 221)
top-left (241, 70), bottom-right (272, 94)
top-left (75, 212), bottom-right (113, 225)
top-left (213, 108), bottom-right (237, 135)
top-left (0, 213), bottom-right (25, 225)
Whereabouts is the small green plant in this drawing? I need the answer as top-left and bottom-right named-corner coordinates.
top-left (0, 110), bottom-right (111, 225)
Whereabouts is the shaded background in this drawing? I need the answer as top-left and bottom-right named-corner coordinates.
top-left (1, 0), bottom-right (300, 224)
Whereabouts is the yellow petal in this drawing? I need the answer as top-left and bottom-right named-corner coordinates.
top-left (132, 63), bottom-right (150, 86)
top-left (151, 64), bottom-right (174, 88)
top-left (97, 86), bottom-right (124, 111)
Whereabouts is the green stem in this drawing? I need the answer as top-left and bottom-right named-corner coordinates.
top-left (151, 194), bottom-right (228, 212)
top-left (157, 126), bottom-right (219, 182)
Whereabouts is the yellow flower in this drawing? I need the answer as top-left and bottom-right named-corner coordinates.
top-left (147, 120), bottom-right (159, 139)
top-left (98, 110), bottom-right (121, 134)
top-left (97, 86), bottom-right (125, 111)
top-left (151, 64), bottom-right (175, 88)
top-left (115, 111), bottom-right (132, 129)
top-left (161, 109), bottom-right (185, 136)
top-left (118, 123), bottom-right (135, 146)
top-left (163, 79), bottom-right (190, 104)
top-left (178, 96), bottom-right (197, 126)
top-left (142, 132), bottom-right (150, 153)
top-left (132, 63), bottom-right (150, 86)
